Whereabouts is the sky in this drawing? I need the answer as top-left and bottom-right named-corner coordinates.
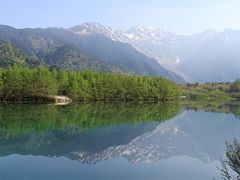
top-left (1, 0), bottom-right (240, 35)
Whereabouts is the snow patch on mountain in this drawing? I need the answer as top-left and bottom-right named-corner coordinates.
top-left (69, 23), bottom-right (240, 82)
top-left (70, 22), bottom-right (128, 43)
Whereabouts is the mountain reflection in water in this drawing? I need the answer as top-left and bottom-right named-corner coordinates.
top-left (0, 103), bottom-right (240, 180)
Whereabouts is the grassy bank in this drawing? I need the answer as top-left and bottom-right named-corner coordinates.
top-left (180, 81), bottom-right (240, 115)
top-left (181, 81), bottom-right (240, 103)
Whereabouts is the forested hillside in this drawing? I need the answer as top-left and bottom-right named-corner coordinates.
top-left (45, 44), bottom-right (120, 72)
top-left (0, 25), bottom-right (186, 83)
top-left (0, 40), bottom-right (45, 68)
top-left (0, 40), bottom-right (26, 67)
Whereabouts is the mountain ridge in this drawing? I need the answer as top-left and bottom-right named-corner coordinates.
top-left (0, 24), bottom-right (186, 83)
top-left (70, 22), bottom-right (240, 83)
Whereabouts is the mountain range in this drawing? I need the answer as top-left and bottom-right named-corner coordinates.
top-left (70, 23), bottom-right (240, 83)
top-left (0, 22), bottom-right (239, 83)
top-left (0, 24), bottom-right (185, 83)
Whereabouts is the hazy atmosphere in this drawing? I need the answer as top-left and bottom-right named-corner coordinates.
top-left (1, 0), bottom-right (240, 34)
top-left (1, 1), bottom-right (240, 180)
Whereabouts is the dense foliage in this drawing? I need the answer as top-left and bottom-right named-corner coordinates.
top-left (0, 40), bottom-right (28, 67)
top-left (219, 139), bottom-right (240, 180)
top-left (45, 44), bottom-right (120, 72)
top-left (182, 81), bottom-right (240, 102)
top-left (229, 80), bottom-right (240, 93)
top-left (0, 40), bottom-right (44, 68)
top-left (0, 66), bottom-right (180, 101)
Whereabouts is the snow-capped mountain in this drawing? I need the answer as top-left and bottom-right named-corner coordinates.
top-left (69, 22), bottom-right (128, 42)
top-left (70, 23), bottom-right (188, 71)
top-left (70, 23), bottom-right (180, 46)
top-left (125, 26), bottom-right (188, 70)
top-left (70, 22), bottom-right (240, 82)
top-left (69, 23), bottom-right (186, 83)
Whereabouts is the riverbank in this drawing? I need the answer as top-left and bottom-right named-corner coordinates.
top-left (0, 95), bottom-right (72, 105)
top-left (181, 81), bottom-right (240, 103)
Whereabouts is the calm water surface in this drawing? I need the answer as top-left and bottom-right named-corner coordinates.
top-left (0, 103), bottom-right (240, 180)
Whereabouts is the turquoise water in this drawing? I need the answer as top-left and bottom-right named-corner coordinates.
top-left (0, 103), bottom-right (239, 180)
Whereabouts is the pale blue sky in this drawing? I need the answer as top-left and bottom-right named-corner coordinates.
top-left (1, 0), bottom-right (240, 34)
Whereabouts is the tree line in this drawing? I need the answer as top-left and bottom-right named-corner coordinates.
top-left (0, 66), bottom-right (180, 102)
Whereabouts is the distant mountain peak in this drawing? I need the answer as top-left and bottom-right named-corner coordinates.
top-left (70, 23), bottom-right (176, 44)
top-left (69, 22), bottom-right (127, 42)
top-left (126, 26), bottom-right (172, 42)
top-left (70, 22), bottom-right (109, 35)
top-left (127, 25), bottom-right (162, 33)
